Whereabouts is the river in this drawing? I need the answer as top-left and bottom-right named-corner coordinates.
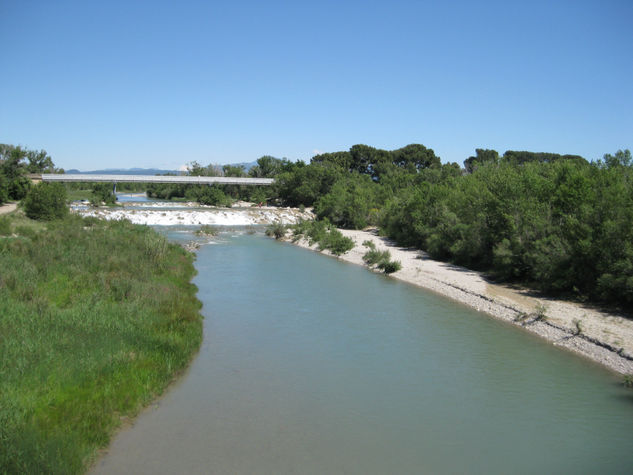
top-left (92, 230), bottom-right (633, 474)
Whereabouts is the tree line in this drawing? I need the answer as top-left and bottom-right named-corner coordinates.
top-left (197, 144), bottom-right (630, 309)
top-left (3, 141), bottom-right (631, 308)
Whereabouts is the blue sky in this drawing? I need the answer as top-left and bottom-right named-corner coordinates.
top-left (1, 0), bottom-right (631, 170)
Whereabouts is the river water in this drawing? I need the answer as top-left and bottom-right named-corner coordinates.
top-left (92, 230), bottom-right (633, 474)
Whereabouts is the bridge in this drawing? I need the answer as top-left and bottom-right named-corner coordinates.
top-left (39, 174), bottom-right (274, 186)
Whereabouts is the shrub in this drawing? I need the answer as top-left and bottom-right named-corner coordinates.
top-left (378, 259), bottom-right (402, 274)
top-left (90, 183), bottom-right (116, 206)
top-left (319, 228), bottom-right (354, 255)
top-left (362, 245), bottom-right (401, 273)
top-left (363, 249), bottom-right (390, 266)
top-left (22, 182), bottom-right (68, 220)
top-left (195, 225), bottom-right (218, 237)
top-left (290, 219), bottom-right (353, 255)
top-left (266, 222), bottom-right (287, 240)
top-left (195, 186), bottom-right (232, 206)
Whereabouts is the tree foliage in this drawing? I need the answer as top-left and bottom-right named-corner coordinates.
top-left (22, 182), bottom-right (69, 220)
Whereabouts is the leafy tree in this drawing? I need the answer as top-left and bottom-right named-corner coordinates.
top-left (391, 144), bottom-right (441, 172)
top-left (26, 149), bottom-right (55, 173)
top-left (22, 182), bottom-right (68, 220)
top-left (314, 175), bottom-right (379, 229)
top-left (310, 151), bottom-right (353, 170)
top-left (600, 149), bottom-right (632, 168)
top-left (464, 149), bottom-right (499, 173)
top-left (249, 156), bottom-right (288, 178)
top-left (222, 164), bottom-right (246, 177)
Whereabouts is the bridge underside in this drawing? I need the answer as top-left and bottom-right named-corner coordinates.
top-left (40, 174), bottom-right (274, 186)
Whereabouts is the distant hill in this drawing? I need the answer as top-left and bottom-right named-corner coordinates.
top-left (65, 163), bottom-right (259, 175)
top-left (65, 168), bottom-right (183, 175)
top-left (231, 161), bottom-right (257, 172)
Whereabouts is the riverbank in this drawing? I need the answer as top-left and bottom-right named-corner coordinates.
top-left (287, 228), bottom-right (633, 375)
top-left (0, 215), bottom-right (203, 473)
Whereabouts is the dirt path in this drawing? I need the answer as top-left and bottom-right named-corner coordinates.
top-left (0, 203), bottom-right (17, 215)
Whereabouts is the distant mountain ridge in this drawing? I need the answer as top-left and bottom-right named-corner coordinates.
top-left (65, 168), bottom-right (183, 175)
top-left (65, 162), bottom-right (258, 175)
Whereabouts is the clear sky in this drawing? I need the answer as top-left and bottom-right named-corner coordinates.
top-left (1, 0), bottom-right (631, 171)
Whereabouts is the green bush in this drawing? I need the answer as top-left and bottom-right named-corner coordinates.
top-left (378, 259), bottom-right (402, 274)
top-left (291, 219), bottom-right (354, 255)
top-left (90, 183), bottom-right (116, 206)
top-left (266, 222), bottom-right (287, 240)
top-left (195, 225), bottom-right (219, 236)
top-left (22, 182), bottom-right (68, 220)
top-left (362, 244), bottom-right (401, 274)
top-left (195, 186), bottom-right (232, 206)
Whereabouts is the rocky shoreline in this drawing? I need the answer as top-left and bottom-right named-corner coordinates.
top-left (285, 228), bottom-right (633, 376)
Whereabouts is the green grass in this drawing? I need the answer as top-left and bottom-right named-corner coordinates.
top-left (0, 214), bottom-right (203, 473)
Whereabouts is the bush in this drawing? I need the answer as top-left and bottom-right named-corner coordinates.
top-left (195, 186), bottom-right (232, 206)
top-left (195, 225), bottom-right (218, 236)
top-left (22, 182), bottom-right (68, 220)
top-left (319, 228), bottom-right (354, 255)
top-left (266, 222), bottom-right (288, 240)
top-left (90, 183), bottom-right (116, 206)
top-left (362, 244), bottom-right (401, 274)
top-left (291, 219), bottom-right (354, 255)
top-left (378, 259), bottom-right (402, 274)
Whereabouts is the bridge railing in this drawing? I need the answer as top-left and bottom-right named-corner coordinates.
top-left (40, 174), bottom-right (275, 186)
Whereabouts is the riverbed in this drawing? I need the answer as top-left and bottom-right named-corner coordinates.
top-left (91, 229), bottom-right (633, 474)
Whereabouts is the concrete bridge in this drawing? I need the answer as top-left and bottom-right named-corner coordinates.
top-left (39, 174), bottom-right (274, 186)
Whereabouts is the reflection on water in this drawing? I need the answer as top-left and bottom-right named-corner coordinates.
top-left (92, 233), bottom-right (633, 475)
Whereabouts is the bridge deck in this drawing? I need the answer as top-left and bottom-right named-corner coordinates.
top-left (40, 174), bottom-right (274, 186)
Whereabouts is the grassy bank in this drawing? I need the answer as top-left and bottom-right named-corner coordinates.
top-left (0, 213), bottom-right (203, 473)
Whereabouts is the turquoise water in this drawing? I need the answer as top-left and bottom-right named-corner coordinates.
top-left (92, 232), bottom-right (633, 474)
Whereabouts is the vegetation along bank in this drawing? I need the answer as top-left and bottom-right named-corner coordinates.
top-left (0, 212), bottom-right (203, 473)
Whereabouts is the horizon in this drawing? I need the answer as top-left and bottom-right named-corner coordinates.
top-left (1, 0), bottom-right (631, 170)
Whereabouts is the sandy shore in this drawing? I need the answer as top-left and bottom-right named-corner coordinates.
top-left (288, 228), bottom-right (633, 375)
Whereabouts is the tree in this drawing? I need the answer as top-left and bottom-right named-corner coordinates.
top-left (222, 164), bottom-right (246, 177)
top-left (601, 149), bottom-right (632, 168)
top-left (464, 149), bottom-right (499, 173)
top-left (249, 156), bottom-right (287, 178)
top-left (26, 149), bottom-right (55, 173)
top-left (391, 144), bottom-right (441, 172)
top-left (22, 182), bottom-right (68, 220)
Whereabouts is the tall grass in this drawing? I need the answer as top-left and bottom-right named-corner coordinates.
top-left (0, 214), bottom-right (203, 473)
